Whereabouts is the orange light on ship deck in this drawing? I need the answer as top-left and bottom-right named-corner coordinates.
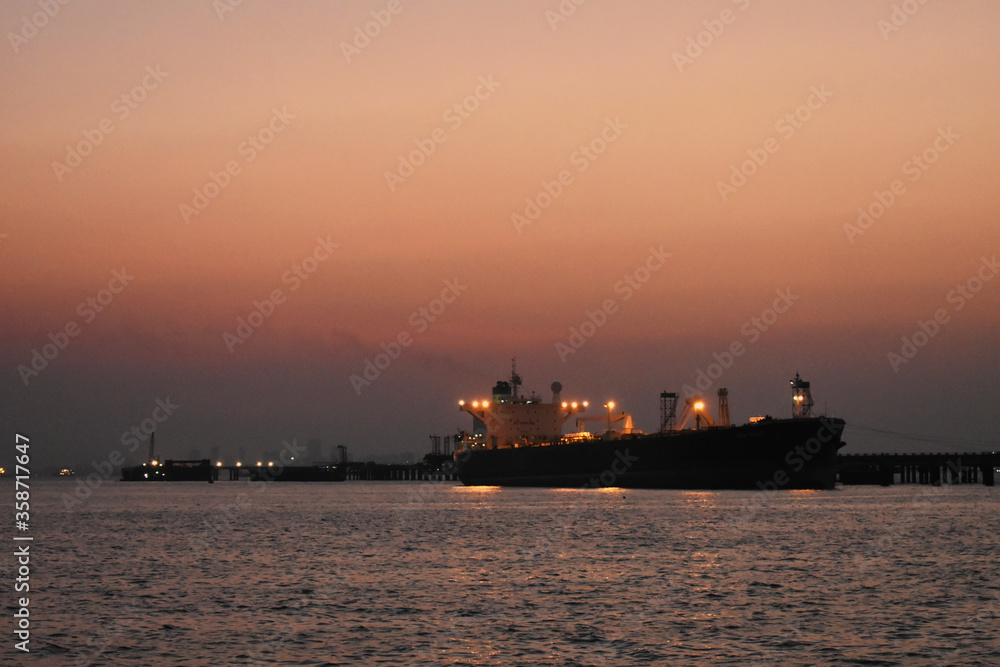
top-left (694, 401), bottom-right (705, 411)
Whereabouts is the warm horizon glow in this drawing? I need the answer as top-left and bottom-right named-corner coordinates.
top-left (2, 1), bottom-right (999, 468)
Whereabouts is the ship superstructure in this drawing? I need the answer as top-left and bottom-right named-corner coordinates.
top-left (457, 360), bottom-right (589, 449)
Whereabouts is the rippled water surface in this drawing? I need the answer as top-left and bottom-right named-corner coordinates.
top-left (18, 480), bottom-right (1000, 665)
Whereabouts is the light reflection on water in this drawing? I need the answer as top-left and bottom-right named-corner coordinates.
top-left (23, 481), bottom-right (1000, 665)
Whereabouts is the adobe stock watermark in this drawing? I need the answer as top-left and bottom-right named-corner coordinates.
top-left (682, 288), bottom-right (798, 398)
top-left (851, 484), bottom-right (947, 574)
top-left (518, 448), bottom-right (639, 560)
top-left (947, 591), bottom-right (1000, 664)
top-left (179, 107), bottom-right (295, 223)
top-left (716, 85), bottom-right (833, 203)
top-left (672, 0), bottom-right (752, 73)
top-left (223, 236), bottom-right (338, 353)
top-left (17, 268), bottom-right (134, 386)
top-left (187, 438), bottom-right (306, 555)
top-left (245, 628), bottom-right (305, 667)
top-left (555, 246), bottom-right (670, 362)
top-left (389, 470), bottom-right (464, 533)
top-left (213, 0), bottom-right (245, 21)
top-left (51, 65), bottom-right (168, 182)
top-left (756, 416), bottom-right (841, 491)
top-left (349, 278), bottom-right (467, 394)
top-left (726, 416), bottom-right (840, 534)
top-left (7, 0), bottom-right (71, 54)
top-left (512, 116), bottom-right (627, 233)
top-left (877, 0), bottom-right (933, 41)
top-left (886, 254), bottom-right (997, 373)
top-left (384, 75), bottom-right (501, 192)
top-left (60, 395), bottom-right (180, 510)
top-left (843, 126), bottom-right (959, 244)
top-left (340, 0), bottom-right (412, 64)
top-left (545, 0), bottom-right (588, 30)
top-left (71, 600), bottom-right (150, 666)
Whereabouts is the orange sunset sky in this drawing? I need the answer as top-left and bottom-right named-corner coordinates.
top-left (2, 0), bottom-right (999, 468)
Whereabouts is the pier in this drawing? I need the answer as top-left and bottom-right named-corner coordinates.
top-left (122, 460), bottom-right (349, 482)
top-left (121, 455), bottom-right (457, 483)
top-left (837, 452), bottom-right (999, 486)
top-left (342, 461), bottom-right (456, 482)
top-left (333, 437), bottom-right (458, 481)
top-left (123, 446), bottom-right (999, 488)
top-left (216, 464), bottom-right (346, 482)
top-left (211, 461), bottom-right (456, 482)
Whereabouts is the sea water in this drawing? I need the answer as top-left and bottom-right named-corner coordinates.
top-left (16, 480), bottom-right (1000, 665)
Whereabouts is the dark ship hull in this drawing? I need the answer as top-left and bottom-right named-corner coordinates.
top-left (456, 416), bottom-right (846, 490)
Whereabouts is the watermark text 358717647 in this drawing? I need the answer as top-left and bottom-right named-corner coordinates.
top-left (13, 433), bottom-right (33, 653)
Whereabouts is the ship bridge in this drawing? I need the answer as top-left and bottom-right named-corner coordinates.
top-left (457, 361), bottom-right (587, 449)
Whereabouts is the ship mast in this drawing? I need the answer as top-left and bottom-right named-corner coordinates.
top-left (510, 357), bottom-right (522, 400)
top-left (659, 392), bottom-right (678, 432)
top-left (717, 388), bottom-right (731, 427)
top-left (791, 373), bottom-right (813, 418)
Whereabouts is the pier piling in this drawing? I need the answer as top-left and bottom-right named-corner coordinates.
top-left (838, 452), bottom-right (1000, 486)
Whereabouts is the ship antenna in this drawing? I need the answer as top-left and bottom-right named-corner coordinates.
top-left (510, 357), bottom-right (522, 400)
top-left (790, 372), bottom-right (814, 418)
top-left (149, 430), bottom-right (155, 464)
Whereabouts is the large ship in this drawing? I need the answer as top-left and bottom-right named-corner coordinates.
top-left (453, 362), bottom-right (846, 490)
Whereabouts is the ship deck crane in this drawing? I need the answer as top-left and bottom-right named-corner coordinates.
top-left (675, 397), bottom-right (715, 430)
top-left (575, 411), bottom-right (636, 435)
